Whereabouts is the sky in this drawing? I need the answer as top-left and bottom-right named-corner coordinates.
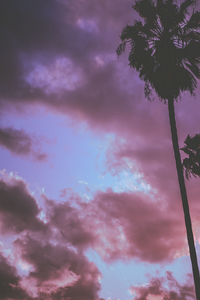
top-left (0, 0), bottom-right (200, 299)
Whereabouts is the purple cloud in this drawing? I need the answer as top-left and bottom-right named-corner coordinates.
top-left (0, 127), bottom-right (46, 160)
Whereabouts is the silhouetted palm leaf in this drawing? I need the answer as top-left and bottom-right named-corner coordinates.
top-left (181, 134), bottom-right (200, 179)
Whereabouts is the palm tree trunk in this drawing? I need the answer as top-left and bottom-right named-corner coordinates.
top-left (168, 98), bottom-right (200, 300)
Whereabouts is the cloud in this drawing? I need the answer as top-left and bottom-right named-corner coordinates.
top-left (0, 173), bottom-right (188, 265)
top-left (33, 189), bottom-right (190, 267)
top-left (0, 174), bottom-right (102, 299)
top-left (15, 235), bottom-right (101, 299)
top-left (46, 199), bottom-right (95, 250)
top-left (0, 0), bottom-right (141, 133)
top-left (87, 190), bottom-right (187, 263)
top-left (0, 0), bottom-right (104, 103)
top-left (2, 0), bottom-right (199, 154)
top-left (0, 172), bottom-right (195, 298)
top-left (1, 0), bottom-right (200, 143)
top-left (130, 272), bottom-right (195, 300)
top-left (0, 177), bottom-right (46, 233)
top-left (0, 127), bottom-right (47, 160)
top-left (0, 254), bottom-right (29, 299)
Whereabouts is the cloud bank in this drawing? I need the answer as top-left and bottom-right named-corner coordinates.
top-left (0, 172), bottom-right (194, 298)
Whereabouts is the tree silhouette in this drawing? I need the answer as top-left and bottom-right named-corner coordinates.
top-left (117, 0), bottom-right (200, 298)
top-left (181, 134), bottom-right (200, 179)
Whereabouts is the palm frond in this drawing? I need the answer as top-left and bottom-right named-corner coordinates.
top-left (134, 0), bottom-right (156, 22)
top-left (157, 0), bottom-right (179, 29)
top-left (179, 0), bottom-right (195, 17)
top-left (185, 11), bottom-right (200, 30)
top-left (181, 134), bottom-right (200, 179)
top-left (185, 62), bottom-right (200, 78)
top-left (116, 41), bottom-right (127, 56)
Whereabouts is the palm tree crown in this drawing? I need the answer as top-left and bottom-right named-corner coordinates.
top-left (117, 0), bottom-right (200, 101)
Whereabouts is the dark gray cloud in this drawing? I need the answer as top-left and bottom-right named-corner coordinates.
top-left (0, 176), bottom-right (102, 299)
top-left (0, 254), bottom-right (29, 299)
top-left (0, 179), bottom-right (46, 233)
top-left (0, 0), bottom-right (104, 102)
top-left (0, 0), bottom-right (139, 134)
top-left (15, 234), bottom-right (101, 299)
top-left (0, 127), bottom-right (46, 159)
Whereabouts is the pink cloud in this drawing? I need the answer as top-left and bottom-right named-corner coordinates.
top-left (0, 175), bottom-right (102, 299)
top-left (86, 190), bottom-right (187, 263)
top-left (0, 254), bottom-right (29, 299)
top-left (14, 235), bottom-right (101, 299)
top-left (45, 198), bottom-right (95, 250)
top-left (0, 170), bottom-right (196, 298)
top-left (130, 272), bottom-right (194, 300)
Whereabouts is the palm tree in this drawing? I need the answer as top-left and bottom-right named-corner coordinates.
top-left (117, 0), bottom-right (200, 298)
top-left (181, 134), bottom-right (200, 179)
